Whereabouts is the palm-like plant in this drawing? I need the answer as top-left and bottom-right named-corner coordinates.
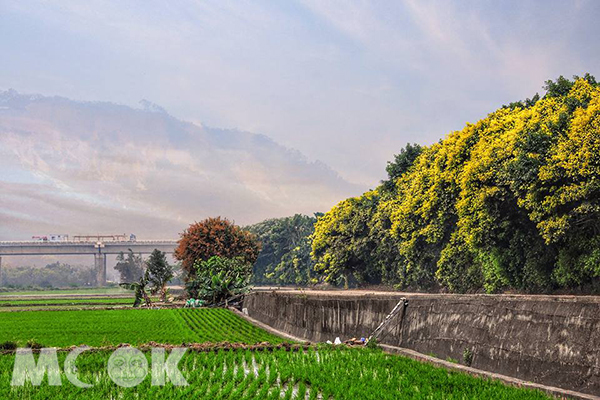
top-left (120, 269), bottom-right (153, 307)
top-left (186, 256), bottom-right (251, 306)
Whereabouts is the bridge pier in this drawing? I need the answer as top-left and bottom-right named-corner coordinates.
top-left (95, 253), bottom-right (107, 287)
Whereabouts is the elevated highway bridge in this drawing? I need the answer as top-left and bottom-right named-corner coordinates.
top-left (0, 240), bottom-right (178, 286)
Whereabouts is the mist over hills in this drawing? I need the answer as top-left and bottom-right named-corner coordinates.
top-left (0, 89), bottom-right (362, 241)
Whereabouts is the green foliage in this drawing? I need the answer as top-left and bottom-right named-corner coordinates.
top-left (186, 256), bottom-right (252, 305)
top-left (365, 337), bottom-right (380, 350)
top-left (0, 262), bottom-right (96, 288)
top-left (312, 143), bottom-right (423, 288)
top-left (114, 250), bottom-right (145, 283)
top-left (463, 348), bottom-right (474, 367)
top-left (313, 75), bottom-right (600, 293)
top-left (382, 143), bottom-right (424, 194)
top-left (145, 249), bottom-right (173, 301)
top-left (247, 214), bottom-right (318, 285)
top-left (119, 269), bottom-right (152, 307)
top-left (312, 190), bottom-right (383, 288)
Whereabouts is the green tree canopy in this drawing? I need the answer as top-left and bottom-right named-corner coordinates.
top-left (246, 214), bottom-right (318, 285)
top-left (145, 249), bottom-right (173, 301)
top-left (312, 75), bottom-right (600, 294)
top-left (114, 250), bottom-right (145, 283)
top-left (186, 256), bottom-right (252, 305)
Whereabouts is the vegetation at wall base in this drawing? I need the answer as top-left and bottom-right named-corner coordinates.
top-left (185, 256), bottom-right (252, 305)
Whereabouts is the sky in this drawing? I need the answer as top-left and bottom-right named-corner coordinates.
top-left (0, 0), bottom-right (599, 245)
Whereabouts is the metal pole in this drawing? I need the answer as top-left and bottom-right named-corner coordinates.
top-left (0, 256), bottom-right (3, 287)
top-left (368, 298), bottom-right (409, 342)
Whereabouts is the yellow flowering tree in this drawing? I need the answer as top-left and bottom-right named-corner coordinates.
top-left (313, 75), bottom-right (600, 293)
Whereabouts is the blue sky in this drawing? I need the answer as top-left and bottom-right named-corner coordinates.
top-left (1, 1), bottom-right (599, 185)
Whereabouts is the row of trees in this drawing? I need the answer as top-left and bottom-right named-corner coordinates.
top-left (1, 262), bottom-right (96, 288)
top-left (172, 215), bottom-right (320, 299)
top-left (173, 75), bottom-right (600, 295)
top-left (312, 75), bottom-right (600, 293)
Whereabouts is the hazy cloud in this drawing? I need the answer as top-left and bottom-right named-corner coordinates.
top-left (0, 90), bottom-right (359, 240)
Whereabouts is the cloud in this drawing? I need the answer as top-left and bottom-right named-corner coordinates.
top-left (0, 90), bottom-right (361, 240)
top-left (1, 0), bottom-right (599, 188)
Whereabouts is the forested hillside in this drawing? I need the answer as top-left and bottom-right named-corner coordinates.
top-left (312, 75), bottom-right (600, 293)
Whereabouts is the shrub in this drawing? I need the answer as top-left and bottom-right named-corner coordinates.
top-left (186, 256), bottom-right (252, 305)
top-left (0, 341), bottom-right (17, 351)
top-left (463, 348), bottom-right (474, 367)
top-left (26, 340), bottom-right (43, 350)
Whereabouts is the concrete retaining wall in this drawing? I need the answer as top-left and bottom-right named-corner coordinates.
top-left (243, 290), bottom-right (600, 396)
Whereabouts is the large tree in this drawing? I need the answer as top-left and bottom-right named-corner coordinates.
top-left (246, 214), bottom-right (319, 285)
top-left (175, 217), bottom-right (260, 280)
top-left (145, 249), bottom-right (173, 301)
top-left (311, 143), bottom-right (423, 288)
top-left (311, 191), bottom-right (382, 288)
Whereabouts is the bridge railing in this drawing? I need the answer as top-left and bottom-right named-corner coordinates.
top-left (0, 240), bottom-right (178, 245)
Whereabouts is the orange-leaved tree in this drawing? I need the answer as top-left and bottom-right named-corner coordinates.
top-left (175, 217), bottom-right (261, 280)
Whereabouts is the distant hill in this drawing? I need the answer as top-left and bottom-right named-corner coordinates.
top-left (0, 89), bottom-right (361, 240)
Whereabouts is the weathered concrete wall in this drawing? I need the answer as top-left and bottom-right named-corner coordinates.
top-left (243, 290), bottom-right (600, 396)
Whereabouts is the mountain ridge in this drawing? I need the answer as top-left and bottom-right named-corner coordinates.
top-left (0, 89), bottom-right (362, 240)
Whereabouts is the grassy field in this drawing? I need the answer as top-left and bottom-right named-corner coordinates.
top-left (0, 296), bottom-right (144, 312)
top-left (0, 298), bottom-right (136, 306)
top-left (0, 347), bottom-right (550, 399)
top-left (0, 308), bottom-right (285, 347)
top-left (0, 287), bottom-right (130, 297)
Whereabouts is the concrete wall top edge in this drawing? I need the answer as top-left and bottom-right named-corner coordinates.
top-left (250, 289), bottom-right (600, 304)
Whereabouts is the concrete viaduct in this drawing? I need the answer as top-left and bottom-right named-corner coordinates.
top-left (0, 240), bottom-right (178, 286)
